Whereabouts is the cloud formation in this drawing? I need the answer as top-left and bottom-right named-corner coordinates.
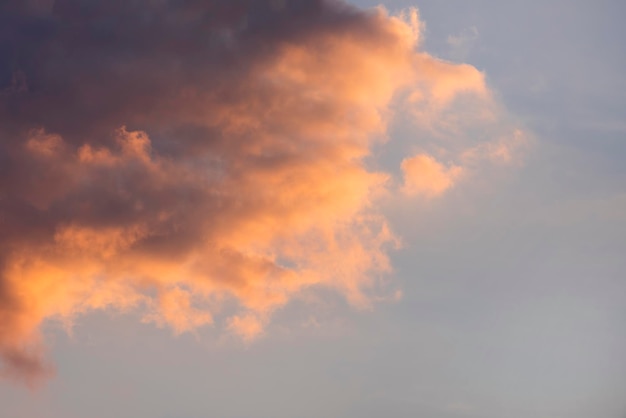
top-left (0, 0), bottom-right (521, 386)
top-left (401, 154), bottom-right (463, 198)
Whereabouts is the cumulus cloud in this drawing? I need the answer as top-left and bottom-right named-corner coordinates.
top-left (401, 154), bottom-right (463, 198)
top-left (0, 0), bottom-right (523, 386)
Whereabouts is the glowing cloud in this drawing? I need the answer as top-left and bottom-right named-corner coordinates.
top-left (0, 0), bottom-right (523, 386)
top-left (401, 154), bottom-right (463, 197)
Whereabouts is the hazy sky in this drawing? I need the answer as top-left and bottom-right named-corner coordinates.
top-left (1, 1), bottom-right (625, 417)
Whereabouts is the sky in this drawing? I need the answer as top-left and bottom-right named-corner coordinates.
top-left (0, 1), bottom-right (625, 417)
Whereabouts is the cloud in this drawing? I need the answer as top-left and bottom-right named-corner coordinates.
top-left (461, 128), bottom-right (530, 165)
top-left (401, 154), bottom-right (463, 198)
top-left (227, 314), bottom-right (266, 341)
top-left (0, 0), bottom-right (523, 386)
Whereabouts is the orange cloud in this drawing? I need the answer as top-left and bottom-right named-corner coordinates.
top-left (227, 314), bottom-right (266, 342)
top-left (401, 154), bottom-right (463, 197)
top-left (0, 0), bottom-right (523, 386)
